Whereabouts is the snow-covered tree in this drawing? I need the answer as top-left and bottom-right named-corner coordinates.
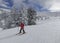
top-left (27, 7), bottom-right (37, 25)
top-left (0, 4), bottom-right (37, 29)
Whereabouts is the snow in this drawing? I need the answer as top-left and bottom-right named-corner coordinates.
top-left (0, 17), bottom-right (60, 43)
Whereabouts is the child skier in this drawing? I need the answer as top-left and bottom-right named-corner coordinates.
top-left (19, 22), bottom-right (25, 34)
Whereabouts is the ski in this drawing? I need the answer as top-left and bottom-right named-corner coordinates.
top-left (16, 32), bottom-right (26, 35)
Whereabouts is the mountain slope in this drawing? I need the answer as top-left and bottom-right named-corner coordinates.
top-left (0, 17), bottom-right (60, 43)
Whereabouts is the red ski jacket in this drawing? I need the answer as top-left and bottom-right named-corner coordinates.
top-left (20, 22), bottom-right (24, 29)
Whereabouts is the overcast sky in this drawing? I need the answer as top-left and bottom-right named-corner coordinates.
top-left (13, 0), bottom-right (60, 12)
top-left (0, 0), bottom-right (60, 12)
top-left (29, 0), bottom-right (60, 12)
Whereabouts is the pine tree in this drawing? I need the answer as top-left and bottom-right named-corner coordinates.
top-left (27, 7), bottom-right (37, 25)
top-left (10, 7), bottom-right (21, 26)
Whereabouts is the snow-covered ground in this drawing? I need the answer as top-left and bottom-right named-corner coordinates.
top-left (0, 17), bottom-right (60, 43)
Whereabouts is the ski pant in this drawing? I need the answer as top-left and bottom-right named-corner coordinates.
top-left (19, 28), bottom-right (25, 33)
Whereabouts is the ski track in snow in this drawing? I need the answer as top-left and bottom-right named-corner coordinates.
top-left (0, 17), bottom-right (60, 43)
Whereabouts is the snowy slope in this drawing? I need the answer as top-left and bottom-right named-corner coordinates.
top-left (0, 17), bottom-right (60, 43)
